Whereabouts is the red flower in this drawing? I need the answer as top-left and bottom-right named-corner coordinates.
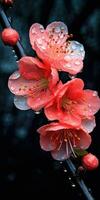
top-left (1, 28), bottom-right (19, 46)
top-left (37, 122), bottom-right (92, 161)
top-left (45, 78), bottom-right (100, 127)
top-left (8, 56), bottom-right (59, 111)
top-left (82, 153), bottom-right (99, 170)
top-left (29, 21), bottom-right (85, 75)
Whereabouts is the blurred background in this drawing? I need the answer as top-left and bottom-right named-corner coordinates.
top-left (0, 0), bottom-right (100, 199)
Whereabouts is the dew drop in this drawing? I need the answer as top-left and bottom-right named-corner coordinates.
top-left (66, 64), bottom-right (71, 68)
top-left (64, 169), bottom-right (67, 173)
top-left (41, 45), bottom-right (46, 50)
top-left (60, 34), bottom-right (64, 39)
top-left (40, 29), bottom-right (44, 33)
top-left (61, 26), bottom-right (65, 30)
top-left (71, 43), bottom-right (77, 50)
top-left (68, 177), bottom-right (71, 180)
top-left (14, 96), bottom-right (30, 110)
top-left (37, 38), bottom-right (42, 45)
top-left (72, 184), bottom-right (76, 187)
top-left (80, 46), bottom-right (84, 51)
top-left (93, 91), bottom-right (97, 96)
top-left (35, 111), bottom-right (41, 114)
top-left (11, 71), bottom-right (20, 79)
top-left (68, 74), bottom-right (76, 79)
top-left (54, 26), bottom-right (61, 33)
top-left (10, 86), bottom-right (15, 90)
top-left (75, 61), bottom-right (80, 65)
top-left (32, 29), bottom-right (36, 34)
top-left (14, 55), bottom-right (18, 58)
top-left (64, 55), bottom-right (71, 61)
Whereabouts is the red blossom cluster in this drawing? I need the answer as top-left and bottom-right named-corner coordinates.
top-left (8, 22), bottom-right (100, 164)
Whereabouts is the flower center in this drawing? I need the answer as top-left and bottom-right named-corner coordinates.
top-left (46, 33), bottom-right (73, 57)
top-left (62, 97), bottom-right (77, 113)
top-left (28, 78), bottom-right (48, 97)
top-left (52, 129), bottom-right (80, 158)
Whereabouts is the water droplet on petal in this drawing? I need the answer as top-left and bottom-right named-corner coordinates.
top-left (10, 86), bottom-right (15, 90)
top-left (10, 71), bottom-right (20, 79)
top-left (75, 61), bottom-right (80, 65)
top-left (41, 45), bottom-right (46, 50)
top-left (54, 26), bottom-right (61, 33)
top-left (71, 43), bottom-right (77, 50)
top-left (37, 38), bottom-right (42, 45)
top-left (40, 29), bottom-right (44, 33)
top-left (65, 63), bottom-right (71, 68)
top-left (93, 91), bottom-right (97, 96)
top-left (60, 34), bottom-right (64, 39)
top-left (64, 55), bottom-right (71, 61)
top-left (88, 104), bottom-right (91, 108)
top-left (69, 41), bottom-right (85, 59)
top-left (68, 74), bottom-right (76, 79)
top-left (80, 46), bottom-right (84, 51)
top-left (14, 96), bottom-right (30, 110)
top-left (32, 29), bottom-right (36, 34)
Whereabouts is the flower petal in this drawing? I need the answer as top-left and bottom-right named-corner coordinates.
top-left (59, 111), bottom-right (81, 127)
top-left (40, 134), bottom-right (57, 151)
top-left (67, 40), bottom-right (85, 60)
top-left (37, 122), bottom-right (69, 136)
top-left (27, 90), bottom-right (54, 111)
top-left (74, 130), bottom-right (92, 149)
top-left (29, 22), bottom-right (85, 75)
top-left (60, 40), bottom-right (85, 74)
top-left (81, 117), bottom-right (96, 133)
top-left (48, 68), bottom-right (59, 90)
top-left (8, 73), bottom-right (36, 96)
top-left (51, 142), bottom-right (71, 161)
top-left (56, 78), bottom-right (84, 99)
top-left (44, 102), bottom-right (59, 121)
top-left (29, 23), bottom-right (44, 49)
top-left (46, 21), bottom-right (68, 45)
top-left (14, 96), bottom-right (30, 110)
top-left (76, 90), bottom-right (100, 117)
top-left (18, 56), bottom-right (47, 80)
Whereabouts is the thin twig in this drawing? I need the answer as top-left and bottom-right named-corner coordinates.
top-left (0, 4), bottom-right (26, 58)
top-left (66, 159), bottom-right (94, 200)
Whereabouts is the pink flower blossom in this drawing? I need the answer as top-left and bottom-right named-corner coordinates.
top-left (37, 122), bottom-right (92, 161)
top-left (45, 78), bottom-right (100, 128)
top-left (8, 56), bottom-right (59, 111)
top-left (29, 21), bottom-right (85, 75)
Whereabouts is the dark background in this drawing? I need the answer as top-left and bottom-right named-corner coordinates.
top-left (0, 0), bottom-right (100, 199)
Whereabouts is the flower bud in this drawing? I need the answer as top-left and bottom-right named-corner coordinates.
top-left (82, 153), bottom-right (99, 170)
top-left (1, 28), bottom-right (19, 46)
top-left (0, 0), bottom-right (13, 5)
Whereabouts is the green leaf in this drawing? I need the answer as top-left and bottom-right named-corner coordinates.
top-left (74, 148), bottom-right (88, 157)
